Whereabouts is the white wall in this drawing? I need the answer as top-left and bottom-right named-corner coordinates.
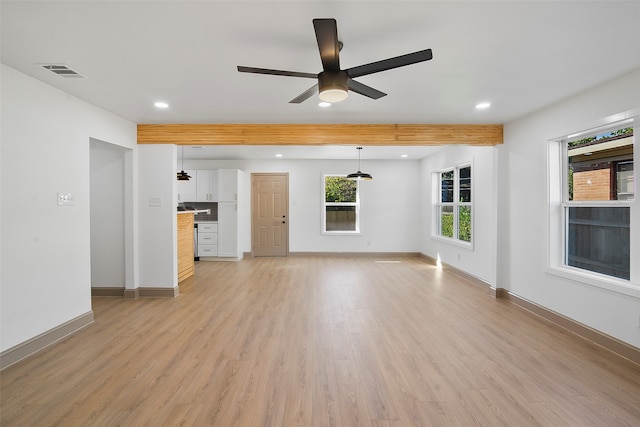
top-left (185, 158), bottom-right (423, 254)
top-left (499, 69), bottom-right (640, 347)
top-left (137, 144), bottom-right (178, 289)
top-left (0, 65), bottom-right (137, 352)
top-left (419, 146), bottom-right (499, 286)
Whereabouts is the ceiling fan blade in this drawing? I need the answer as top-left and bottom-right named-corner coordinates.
top-left (313, 18), bottom-right (341, 71)
top-left (237, 66), bottom-right (317, 79)
top-left (345, 48), bottom-right (433, 78)
top-left (347, 78), bottom-right (387, 100)
top-left (289, 84), bottom-right (319, 103)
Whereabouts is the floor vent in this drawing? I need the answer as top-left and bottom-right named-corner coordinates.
top-left (40, 64), bottom-right (85, 78)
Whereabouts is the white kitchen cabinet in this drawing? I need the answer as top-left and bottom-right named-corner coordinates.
top-left (197, 222), bottom-right (218, 257)
top-left (196, 170), bottom-right (218, 202)
top-left (217, 169), bottom-right (240, 202)
top-left (217, 169), bottom-right (243, 258)
top-left (217, 202), bottom-right (239, 257)
top-left (177, 169), bottom-right (196, 202)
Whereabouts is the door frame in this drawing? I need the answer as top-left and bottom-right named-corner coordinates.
top-left (251, 172), bottom-right (289, 257)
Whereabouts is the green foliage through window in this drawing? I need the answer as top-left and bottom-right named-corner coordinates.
top-left (568, 127), bottom-right (632, 147)
top-left (440, 208), bottom-right (454, 238)
top-left (458, 206), bottom-right (471, 242)
top-left (325, 176), bottom-right (357, 202)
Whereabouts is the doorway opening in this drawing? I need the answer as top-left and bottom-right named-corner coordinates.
top-left (89, 138), bottom-right (134, 295)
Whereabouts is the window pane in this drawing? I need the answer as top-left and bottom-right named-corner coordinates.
top-left (440, 205), bottom-right (454, 237)
top-left (459, 166), bottom-right (471, 202)
top-left (325, 176), bottom-right (357, 203)
top-left (567, 126), bottom-right (633, 201)
top-left (441, 171), bottom-right (454, 203)
top-left (566, 207), bottom-right (630, 280)
top-left (326, 206), bottom-right (356, 231)
top-left (458, 206), bottom-right (472, 242)
top-left (616, 161), bottom-right (634, 201)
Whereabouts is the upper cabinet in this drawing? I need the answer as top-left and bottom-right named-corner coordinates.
top-left (218, 169), bottom-right (239, 202)
top-left (177, 169), bottom-right (197, 202)
top-left (177, 168), bottom-right (239, 204)
top-left (196, 170), bottom-right (218, 202)
top-left (177, 169), bottom-right (218, 203)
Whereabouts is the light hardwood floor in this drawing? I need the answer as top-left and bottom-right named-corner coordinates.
top-left (2, 256), bottom-right (639, 426)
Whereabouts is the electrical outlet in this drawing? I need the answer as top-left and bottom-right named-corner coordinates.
top-left (149, 197), bottom-right (162, 207)
top-left (57, 192), bottom-right (74, 206)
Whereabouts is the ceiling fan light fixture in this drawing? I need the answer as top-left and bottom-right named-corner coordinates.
top-left (318, 70), bottom-right (348, 103)
top-left (319, 87), bottom-right (348, 103)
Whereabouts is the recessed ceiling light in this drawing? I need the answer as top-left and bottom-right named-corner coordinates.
top-left (318, 102), bottom-right (331, 108)
top-left (475, 102), bottom-right (491, 109)
top-left (401, 154), bottom-right (408, 158)
top-left (154, 101), bottom-right (169, 109)
top-left (275, 153), bottom-right (283, 158)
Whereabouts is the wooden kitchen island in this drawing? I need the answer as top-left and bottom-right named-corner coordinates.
top-left (177, 212), bottom-right (195, 282)
top-left (177, 209), bottom-right (211, 282)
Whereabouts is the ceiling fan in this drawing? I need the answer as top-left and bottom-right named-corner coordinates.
top-left (237, 18), bottom-right (433, 104)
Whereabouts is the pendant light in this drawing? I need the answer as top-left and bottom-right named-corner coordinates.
top-left (177, 146), bottom-right (191, 181)
top-left (347, 147), bottom-right (373, 180)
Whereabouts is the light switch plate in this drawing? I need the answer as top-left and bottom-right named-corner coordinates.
top-left (57, 192), bottom-right (74, 206)
top-left (149, 197), bottom-right (162, 207)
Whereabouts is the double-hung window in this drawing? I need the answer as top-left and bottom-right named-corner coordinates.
top-left (435, 164), bottom-right (472, 244)
top-left (323, 175), bottom-right (359, 233)
top-left (552, 121), bottom-right (635, 282)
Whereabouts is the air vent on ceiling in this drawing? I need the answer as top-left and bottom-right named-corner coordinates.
top-left (41, 64), bottom-right (85, 78)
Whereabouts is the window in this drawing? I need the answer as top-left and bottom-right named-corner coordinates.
top-left (323, 175), bottom-right (359, 233)
top-left (435, 164), bottom-right (472, 244)
top-left (563, 123), bottom-right (634, 280)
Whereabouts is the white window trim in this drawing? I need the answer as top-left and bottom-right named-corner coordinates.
top-left (546, 115), bottom-right (639, 298)
top-left (322, 173), bottom-right (361, 235)
top-left (431, 162), bottom-right (474, 249)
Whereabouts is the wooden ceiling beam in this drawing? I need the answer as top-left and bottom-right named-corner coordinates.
top-left (137, 123), bottom-right (503, 146)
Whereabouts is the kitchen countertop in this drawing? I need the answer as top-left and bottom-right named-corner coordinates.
top-left (177, 209), bottom-right (210, 215)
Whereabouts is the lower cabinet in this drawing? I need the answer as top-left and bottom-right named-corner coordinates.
top-left (197, 222), bottom-right (218, 257)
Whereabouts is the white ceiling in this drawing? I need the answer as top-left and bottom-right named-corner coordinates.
top-left (179, 144), bottom-right (441, 160)
top-left (2, 1), bottom-right (640, 160)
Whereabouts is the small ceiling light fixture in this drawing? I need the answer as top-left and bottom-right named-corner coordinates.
top-left (475, 102), bottom-right (491, 110)
top-left (318, 101), bottom-right (331, 108)
top-left (275, 153), bottom-right (283, 158)
top-left (177, 146), bottom-right (191, 181)
top-left (401, 154), bottom-right (408, 158)
top-left (347, 147), bottom-right (373, 180)
top-left (154, 101), bottom-right (169, 108)
top-left (318, 71), bottom-right (348, 103)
